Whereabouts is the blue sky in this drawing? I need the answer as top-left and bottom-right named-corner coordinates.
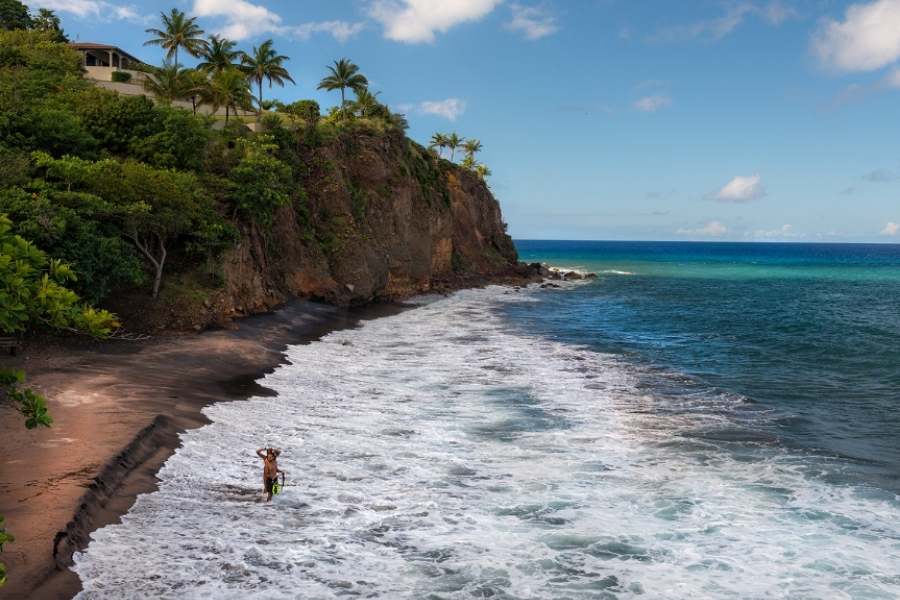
top-left (31, 0), bottom-right (900, 242)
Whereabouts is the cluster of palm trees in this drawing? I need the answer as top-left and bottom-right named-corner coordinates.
top-left (143, 8), bottom-right (293, 121)
top-left (429, 133), bottom-right (491, 178)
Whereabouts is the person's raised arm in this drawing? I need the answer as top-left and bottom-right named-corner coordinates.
top-left (256, 448), bottom-right (266, 459)
top-left (273, 448), bottom-right (282, 457)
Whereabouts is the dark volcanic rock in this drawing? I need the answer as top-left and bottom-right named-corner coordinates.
top-left (144, 131), bottom-right (536, 331)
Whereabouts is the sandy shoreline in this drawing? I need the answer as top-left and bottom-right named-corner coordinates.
top-left (0, 299), bottom-right (404, 599)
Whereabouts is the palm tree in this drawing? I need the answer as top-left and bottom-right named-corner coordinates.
top-left (240, 39), bottom-right (294, 116)
top-left (446, 133), bottom-right (463, 162)
top-left (429, 133), bottom-right (448, 158)
top-left (204, 67), bottom-right (253, 124)
top-left (354, 87), bottom-right (381, 118)
top-left (317, 58), bottom-right (368, 119)
top-left (143, 62), bottom-right (190, 104)
top-left (183, 69), bottom-right (210, 115)
top-left (144, 8), bottom-right (207, 68)
top-left (475, 164), bottom-right (492, 179)
top-left (462, 138), bottom-right (482, 160)
top-left (197, 34), bottom-right (240, 76)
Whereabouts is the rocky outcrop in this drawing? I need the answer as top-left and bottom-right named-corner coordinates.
top-left (188, 130), bottom-right (533, 329)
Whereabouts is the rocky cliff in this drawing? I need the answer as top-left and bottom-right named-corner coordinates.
top-left (130, 129), bottom-right (531, 331)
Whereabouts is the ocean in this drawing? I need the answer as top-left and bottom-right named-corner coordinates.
top-left (72, 240), bottom-right (900, 599)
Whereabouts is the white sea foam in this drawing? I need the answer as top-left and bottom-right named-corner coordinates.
top-left (73, 286), bottom-right (900, 599)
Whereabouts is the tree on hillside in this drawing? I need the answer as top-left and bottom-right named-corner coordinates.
top-left (240, 39), bottom-right (294, 116)
top-left (353, 87), bottom-right (382, 118)
top-left (143, 62), bottom-right (191, 104)
top-left (0, 0), bottom-right (31, 30)
top-left (317, 58), bottom-right (367, 120)
top-left (204, 67), bottom-right (252, 123)
top-left (197, 34), bottom-right (240, 75)
top-left (429, 133), bottom-right (448, 158)
top-left (34, 153), bottom-right (221, 298)
top-left (446, 132), bottom-right (463, 162)
top-left (31, 8), bottom-right (66, 42)
top-left (462, 138), bottom-right (482, 160)
top-left (144, 8), bottom-right (207, 68)
top-left (182, 68), bottom-right (209, 115)
top-left (475, 163), bottom-right (491, 179)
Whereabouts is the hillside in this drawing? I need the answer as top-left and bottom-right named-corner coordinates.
top-left (0, 29), bottom-right (533, 334)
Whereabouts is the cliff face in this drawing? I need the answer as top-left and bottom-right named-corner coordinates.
top-left (195, 130), bottom-right (525, 327)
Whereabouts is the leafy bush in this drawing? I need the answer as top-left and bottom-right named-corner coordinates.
top-left (283, 99), bottom-right (320, 125)
top-left (0, 185), bottom-right (145, 303)
top-left (227, 135), bottom-right (292, 226)
top-left (129, 106), bottom-right (211, 170)
top-left (111, 70), bottom-right (132, 83)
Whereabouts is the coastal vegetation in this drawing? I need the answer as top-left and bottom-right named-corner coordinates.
top-left (0, 2), bottom-right (510, 586)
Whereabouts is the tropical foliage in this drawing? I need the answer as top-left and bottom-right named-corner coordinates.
top-left (317, 58), bottom-right (368, 119)
top-left (241, 39), bottom-right (294, 115)
top-left (0, 8), bottom-right (499, 588)
top-left (144, 8), bottom-right (207, 68)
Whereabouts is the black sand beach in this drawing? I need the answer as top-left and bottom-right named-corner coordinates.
top-left (0, 299), bottom-right (403, 599)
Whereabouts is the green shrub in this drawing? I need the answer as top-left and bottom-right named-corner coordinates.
top-left (111, 70), bottom-right (132, 83)
top-left (227, 135), bottom-right (292, 227)
top-left (284, 99), bottom-right (320, 126)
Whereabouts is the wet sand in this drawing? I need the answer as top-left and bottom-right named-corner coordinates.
top-left (0, 299), bottom-right (403, 599)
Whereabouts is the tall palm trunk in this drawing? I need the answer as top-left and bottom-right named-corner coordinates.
top-left (225, 105), bottom-right (230, 124)
top-left (174, 46), bottom-right (178, 69)
top-left (341, 86), bottom-right (346, 119)
top-left (258, 78), bottom-right (263, 116)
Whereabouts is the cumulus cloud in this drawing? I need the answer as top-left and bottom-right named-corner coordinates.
top-left (192, 0), bottom-right (281, 40)
top-left (633, 94), bottom-right (672, 112)
top-left (369, 0), bottom-right (502, 43)
top-left (714, 174), bottom-right (766, 203)
top-left (882, 221), bottom-right (900, 235)
top-left (192, 0), bottom-right (362, 41)
top-left (32, 0), bottom-right (146, 22)
top-left (420, 98), bottom-right (467, 120)
top-left (506, 3), bottom-right (559, 40)
top-left (397, 98), bottom-right (468, 120)
top-left (812, 0), bottom-right (900, 72)
top-left (677, 221), bottom-right (729, 237)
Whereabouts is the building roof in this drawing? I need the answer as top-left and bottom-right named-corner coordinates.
top-left (68, 43), bottom-right (145, 65)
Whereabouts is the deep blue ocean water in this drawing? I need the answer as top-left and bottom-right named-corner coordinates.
top-left (514, 240), bottom-right (900, 493)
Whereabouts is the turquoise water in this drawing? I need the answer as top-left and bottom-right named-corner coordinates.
top-left (514, 240), bottom-right (900, 492)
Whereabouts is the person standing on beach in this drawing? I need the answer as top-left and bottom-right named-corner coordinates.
top-left (256, 447), bottom-right (283, 502)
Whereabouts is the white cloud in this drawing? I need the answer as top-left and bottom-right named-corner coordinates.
top-left (677, 221), bottom-right (729, 237)
top-left (506, 3), bottom-right (559, 40)
top-left (369, 0), bottom-right (502, 43)
top-left (633, 94), bottom-right (672, 112)
top-left (812, 0), bottom-right (900, 72)
top-left (32, 0), bottom-right (146, 22)
top-left (192, 0), bottom-right (362, 42)
top-left (751, 224), bottom-right (801, 240)
top-left (289, 21), bottom-right (366, 42)
top-left (417, 98), bottom-right (468, 120)
top-left (882, 221), bottom-right (900, 235)
top-left (192, 0), bottom-right (282, 40)
top-left (714, 174), bottom-right (766, 203)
